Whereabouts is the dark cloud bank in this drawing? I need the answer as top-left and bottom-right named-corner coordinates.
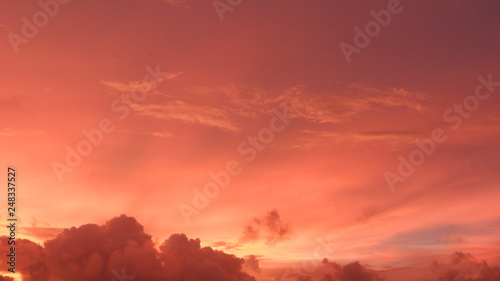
top-left (1, 215), bottom-right (254, 281)
top-left (1, 215), bottom-right (498, 281)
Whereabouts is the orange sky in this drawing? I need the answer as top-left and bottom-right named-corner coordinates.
top-left (1, 1), bottom-right (500, 281)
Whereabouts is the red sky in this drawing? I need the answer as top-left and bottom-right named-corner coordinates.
top-left (1, 0), bottom-right (500, 281)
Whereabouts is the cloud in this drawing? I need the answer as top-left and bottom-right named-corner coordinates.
top-left (0, 276), bottom-right (14, 281)
top-left (186, 82), bottom-right (430, 130)
top-left (102, 75), bottom-right (248, 132)
top-left (117, 130), bottom-right (173, 139)
top-left (132, 101), bottom-right (240, 132)
top-left (243, 255), bottom-right (262, 274)
top-left (100, 71), bottom-right (181, 94)
top-left (0, 237), bottom-right (49, 281)
top-left (212, 241), bottom-right (241, 251)
top-left (243, 255), bottom-right (278, 281)
top-left (189, 84), bottom-right (268, 118)
top-left (0, 128), bottom-right (45, 137)
top-left (189, 211), bottom-right (292, 264)
top-left (7, 217), bottom-right (489, 281)
top-left (280, 259), bottom-right (385, 281)
top-left (433, 252), bottom-right (500, 281)
top-left (274, 84), bottom-right (430, 124)
top-left (159, 233), bottom-right (255, 281)
top-left (348, 84), bottom-right (430, 112)
top-left (150, 131), bottom-right (173, 138)
top-left (335, 260), bottom-right (385, 281)
top-left (119, 82), bottom-right (430, 135)
top-left (356, 130), bottom-right (422, 139)
top-left (101, 80), bottom-right (149, 93)
top-left (451, 252), bottom-right (474, 265)
top-left (0, 215), bottom-right (255, 281)
top-left (19, 226), bottom-right (64, 242)
top-left (291, 129), bottom-right (421, 149)
top-left (240, 209), bottom-right (292, 244)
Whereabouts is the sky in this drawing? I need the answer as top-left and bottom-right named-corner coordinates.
top-left (0, 0), bottom-right (500, 280)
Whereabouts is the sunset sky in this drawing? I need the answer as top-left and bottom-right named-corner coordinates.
top-left (1, 0), bottom-right (500, 281)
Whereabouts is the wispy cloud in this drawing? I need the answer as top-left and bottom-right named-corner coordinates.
top-left (150, 131), bottom-right (173, 138)
top-left (291, 129), bottom-right (422, 148)
top-left (0, 128), bottom-right (45, 137)
top-left (100, 71), bottom-right (182, 94)
top-left (19, 226), bottom-right (64, 242)
top-left (118, 130), bottom-right (173, 138)
top-left (188, 84), bottom-right (268, 118)
top-left (102, 80), bottom-right (432, 136)
top-left (274, 84), bottom-right (430, 124)
top-left (131, 101), bottom-right (240, 132)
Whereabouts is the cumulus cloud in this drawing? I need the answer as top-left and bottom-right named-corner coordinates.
top-left (159, 233), bottom-right (254, 281)
top-left (333, 260), bottom-right (385, 281)
top-left (0, 237), bottom-right (49, 281)
top-left (305, 259), bottom-right (385, 281)
top-left (8, 217), bottom-right (492, 281)
top-left (279, 258), bottom-right (385, 281)
top-left (240, 209), bottom-right (292, 244)
top-left (0, 215), bottom-right (255, 281)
